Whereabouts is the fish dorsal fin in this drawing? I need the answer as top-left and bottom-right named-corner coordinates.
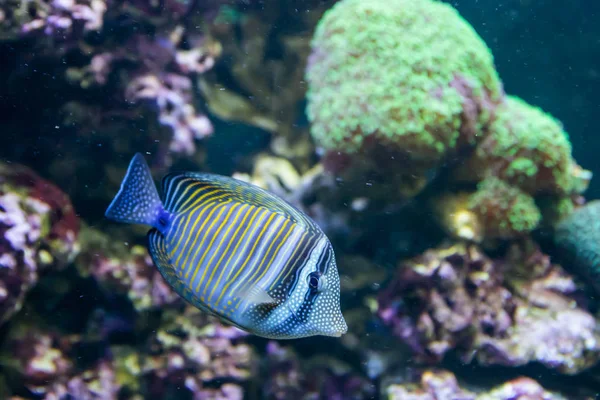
top-left (161, 172), bottom-right (317, 230)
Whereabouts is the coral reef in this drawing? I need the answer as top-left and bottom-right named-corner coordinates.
top-left (263, 341), bottom-right (376, 400)
top-left (467, 177), bottom-right (541, 240)
top-left (0, 0), bottom-right (598, 398)
top-left (377, 241), bottom-right (600, 374)
top-left (0, 162), bottom-right (79, 325)
top-left (306, 0), bottom-right (502, 171)
top-left (76, 227), bottom-right (181, 312)
top-left (137, 306), bottom-right (255, 399)
top-left (385, 370), bottom-right (567, 400)
top-left (458, 96), bottom-right (582, 195)
top-left (555, 200), bottom-right (600, 292)
top-left (1, 306), bottom-right (256, 399)
top-left (1, 322), bottom-right (119, 399)
top-left (67, 22), bottom-right (221, 158)
top-left (441, 96), bottom-right (592, 239)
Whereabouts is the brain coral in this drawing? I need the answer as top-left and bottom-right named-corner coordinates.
top-left (467, 96), bottom-right (578, 195)
top-left (306, 0), bottom-right (503, 168)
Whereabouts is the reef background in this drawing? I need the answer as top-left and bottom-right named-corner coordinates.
top-left (0, 0), bottom-right (600, 399)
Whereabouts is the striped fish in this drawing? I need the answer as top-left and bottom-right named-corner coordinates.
top-left (105, 153), bottom-right (347, 339)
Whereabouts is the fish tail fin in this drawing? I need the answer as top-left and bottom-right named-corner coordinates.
top-left (105, 153), bottom-right (164, 227)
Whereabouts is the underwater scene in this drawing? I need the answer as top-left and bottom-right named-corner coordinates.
top-left (1, 0), bottom-right (600, 398)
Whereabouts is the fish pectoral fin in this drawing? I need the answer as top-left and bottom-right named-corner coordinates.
top-left (238, 286), bottom-right (279, 306)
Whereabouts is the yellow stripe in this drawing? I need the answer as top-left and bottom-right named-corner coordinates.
top-left (170, 190), bottom-right (224, 260)
top-left (233, 219), bottom-right (294, 311)
top-left (214, 206), bottom-right (262, 306)
top-left (167, 178), bottom-right (204, 210)
top-left (205, 203), bottom-right (250, 300)
top-left (251, 220), bottom-right (294, 289)
top-left (236, 217), bottom-right (291, 296)
top-left (217, 209), bottom-right (273, 304)
top-left (178, 187), bottom-right (222, 214)
top-left (194, 202), bottom-right (240, 293)
top-left (187, 200), bottom-right (231, 284)
top-left (169, 212), bottom-right (195, 259)
top-left (181, 199), bottom-right (228, 279)
top-left (169, 180), bottom-right (205, 211)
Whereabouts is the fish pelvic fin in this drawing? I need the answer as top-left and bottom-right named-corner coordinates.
top-left (105, 153), bottom-right (165, 228)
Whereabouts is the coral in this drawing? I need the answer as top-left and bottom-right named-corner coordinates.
top-left (20, 0), bottom-right (106, 39)
top-left (430, 192), bottom-right (484, 242)
top-left (1, 1), bottom-right (599, 398)
top-left (4, 327), bottom-right (73, 393)
top-left (263, 342), bottom-right (305, 399)
top-left (306, 0), bottom-right (502, 168)
top-left (41, 360), bottom-right (118, 400)
top-left (555, 200), bottom-right (600, 292)
top-left (386, 369), bottom-right (476, 400)
top-left (459, 96), bottom-right (588, 196)
top-left (0, 162), bottom-right (79, 324)
top-left (76, 227), bottom-right (181, 312)
top-left (126, 72), bottom-right (213, 155)
top-left (467, 177), bottom-right (541, 239)
top-left (377, 241), bottom-right (600, 374)
top-left (476, 377), bottom-right (567, 400)
top-left (137, 306), bottom-right (255, 399)
top-left (263, 341), bottom-right (375, 400)
top-left (67, 26), bottom-right (221, 158)
top-left (0, 0), bottom-right (105, 47)
top-left (385, 370), bottom-right (567, 400)
top-left (232, 154), bottom-right (325, 211)
top-left (1, 319), bottom-right (122, 398)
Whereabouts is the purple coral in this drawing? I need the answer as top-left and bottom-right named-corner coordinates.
top-left (21, 0), bottom-right (106, 39)
top-left (76, 228), bottom-right (181, 311)
top-left (72, 28), bottom-right (221, 158)
top-left (4, 323), bottom-right (122, 399)
top-left (126, 73), bottom-right (213, 155)
top-left (0, 162), bottom-right (80, 324)
top-left (140, 306), bottom-right (254, 399)
top-left (377, 241), bottom-right (600, 374)
top-left (385, 370), bottom-right (567, 400)
top-left (263, 341), bottom-right (375, 400)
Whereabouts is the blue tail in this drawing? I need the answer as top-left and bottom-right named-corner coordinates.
top-left (105, 153), bottom-right (164, 227)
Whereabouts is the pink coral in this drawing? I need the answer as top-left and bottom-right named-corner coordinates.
top-left (22, 0), bottom-right (106, 37)
top-left (126, 73), bottom-right (213, 155)
top-left (76, 228), bottom-right (181, 311)
top-left (377, 241), bottom-right (600, 374)
top-left (0, 162), bottom-right (79, 324)
top-left (386, 370), bottom-right (567, 400)
top-left (140, 306), bottom-right (254, 399)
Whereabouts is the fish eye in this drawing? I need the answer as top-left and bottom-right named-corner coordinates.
top-left (307, 272), bottom-right (323, 292)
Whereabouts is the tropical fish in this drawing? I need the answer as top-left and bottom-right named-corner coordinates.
top-left (105, 153), bottom-right (347, 339)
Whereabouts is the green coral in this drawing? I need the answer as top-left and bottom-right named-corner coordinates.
top-left (478, 96), bottom-right (575, 195)
top-left (306, 0), bottom-right (502, 166)
top-left (468, 177), bottom-right (541, 239)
